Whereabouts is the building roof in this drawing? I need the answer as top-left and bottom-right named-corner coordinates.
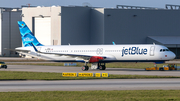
top-left (148, 36), bottom-right (180, 44)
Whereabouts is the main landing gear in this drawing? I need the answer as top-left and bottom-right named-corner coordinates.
top-left (99, 63), bottom-right (106, 70)
top-left (81, 62), bottom-right (106, 71)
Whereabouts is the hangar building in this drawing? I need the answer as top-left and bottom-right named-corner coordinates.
top-left (0, 8), bottom-right (22, 57)
top-left (22, 5), bottom-right (180, 58)
top-left (22, 6), bottom-right (91, 45)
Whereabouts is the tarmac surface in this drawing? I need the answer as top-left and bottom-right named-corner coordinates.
top-left (0, 79), bottom-right (180, 92)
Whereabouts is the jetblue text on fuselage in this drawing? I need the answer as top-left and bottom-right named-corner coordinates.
top-left (122, 47), bottom-right (147, 57)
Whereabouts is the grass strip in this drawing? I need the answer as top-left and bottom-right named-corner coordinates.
top-left (0, 90), bottom-right (180, 101)
top-left (0, 71), bottom-right (180, 80)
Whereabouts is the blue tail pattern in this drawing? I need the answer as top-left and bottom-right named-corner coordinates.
top-left (18, 21), bottom-right (43, 47)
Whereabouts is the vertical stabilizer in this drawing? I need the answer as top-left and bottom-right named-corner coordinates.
top-left (18, 21), bottom-right (43, 47)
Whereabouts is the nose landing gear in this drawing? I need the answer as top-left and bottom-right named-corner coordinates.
top-left (82, 62), bottom-right (89, 71)
top-left (81, 66), bottom-right (89, 71)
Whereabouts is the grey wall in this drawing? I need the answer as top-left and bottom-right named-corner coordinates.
top-left (2, 12), bottom-right (10, 56)
top-left (146, 37), bottom-right (162, 45)
top-left (90, 8), bottom-right (104, 45)
top-left (103, 9), bottom-right (180, 44)
top-left (61, 7), bottom-right (91, 45)
top-left (10, 11), bottom-right (22, 56)
top-left (1, 11), bottom-right (21, 56)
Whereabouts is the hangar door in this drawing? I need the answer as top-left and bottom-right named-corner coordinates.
top-left (34, 17), bottom-right (51, 45)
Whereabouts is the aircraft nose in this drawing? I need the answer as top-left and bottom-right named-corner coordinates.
top-left (171, 52), bottom-right (176, 59)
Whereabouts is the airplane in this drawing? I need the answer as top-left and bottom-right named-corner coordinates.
top-left (15, 21), bottom-right (176, 71)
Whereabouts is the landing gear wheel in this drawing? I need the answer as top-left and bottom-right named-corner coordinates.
top-left (82, 66), bottom-right (89, 71)
top-left (82, 66), bottom-right (86, 71)
top-left (99, 65), bottom-right (106, 70)
top-left (85, 66), bottom-right (89, 70)
top-left (102, 66), bottom-right (106, 70)
top-left (99, 66), bottom-right (103, 70)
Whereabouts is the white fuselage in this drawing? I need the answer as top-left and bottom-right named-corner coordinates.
top-left (16, 44), bottom-right (176, 62)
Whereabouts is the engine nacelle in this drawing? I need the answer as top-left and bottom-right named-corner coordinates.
top-left (89, 56), bottom-right (104, 63)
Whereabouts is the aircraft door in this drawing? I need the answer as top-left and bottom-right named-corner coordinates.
top-left (150, 46), bottom-right (155, 56)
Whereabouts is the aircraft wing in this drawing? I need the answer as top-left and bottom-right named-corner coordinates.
top-left (31, 43), bottom-right (106, 62)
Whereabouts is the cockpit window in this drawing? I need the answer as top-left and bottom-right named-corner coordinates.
top-left (160, 49), bottom-right (170, 52)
